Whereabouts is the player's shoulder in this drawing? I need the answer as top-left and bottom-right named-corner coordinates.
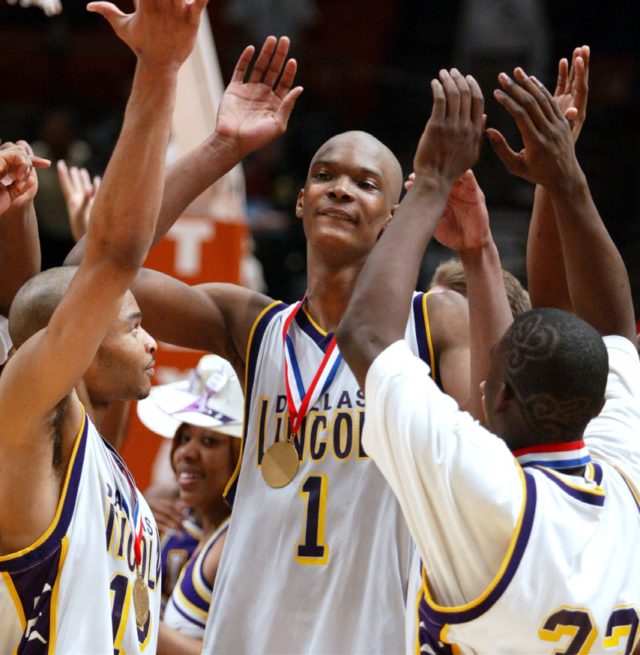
top-left (425, 290), bottom-right (469, 348)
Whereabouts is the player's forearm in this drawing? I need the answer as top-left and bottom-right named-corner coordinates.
top-left (527, 185), bottom-right (571, 312)
top-left (459, 241), bottom-right (512, 424)
top-left (0, 201), bottom-right (40, 315)
top-left (548, 171), bottom-right (635, 341)
top-left (84, 61), bottom-right (178, 271)
top-left (153, 132), bottom-right (242, 248)
top-left (337, 175), bottom-right (450, 389)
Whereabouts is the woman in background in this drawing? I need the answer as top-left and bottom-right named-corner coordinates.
top-left (137, 355), bottom-right (243, 654)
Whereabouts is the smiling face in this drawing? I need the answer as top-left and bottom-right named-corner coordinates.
top-left (84, 291), bottom-right (157, 404)
top-left (296, 131), bottom-right (403, 264)
top-left (171, 423), bottom-right (239, 515)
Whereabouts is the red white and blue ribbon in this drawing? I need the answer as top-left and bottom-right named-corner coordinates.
top-left (513, 439), bottom-right (591, 470)
top-left (282, 298), bottom-right (342, 436)
top-left (108, 451), bottom-right (144, 567)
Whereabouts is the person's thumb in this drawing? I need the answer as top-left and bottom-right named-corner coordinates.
top-left (486, 128), bottom-right (523, 177)
top-left (87, 2), bottom-right (128, 32)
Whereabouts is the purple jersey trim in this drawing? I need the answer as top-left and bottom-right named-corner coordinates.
top-left (531, 465), bottom-right (606, 507)
top-left (419, 469), bottom-right (536, 633)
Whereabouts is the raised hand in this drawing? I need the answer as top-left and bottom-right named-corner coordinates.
top-left (57, 160), bottom-right (102, 242)
top-left (87, 0), bottom-right (207, 67)
top-left (551, 46), bottom-right (589, 142)
top-left (433, 170), bottom-right (491, 254)
top-left (214, 36), bottom-right (303, 160)
top-left (486, 68), bottom-right (581, 191)
top-left (413, 69), bottom-right (484, 187)
top-left (0, 142), bottom-right (50, 214)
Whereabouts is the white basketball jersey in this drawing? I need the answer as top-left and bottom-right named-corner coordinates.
top-left (415, 461), bottom-right (640, 655)
top-left (0, 408), bottom-right (161, 654)
top-left (202, 294), bottom-right (435, 654)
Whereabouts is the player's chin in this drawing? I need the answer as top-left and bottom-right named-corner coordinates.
top-left (136, 382), bottom-right (152, 401)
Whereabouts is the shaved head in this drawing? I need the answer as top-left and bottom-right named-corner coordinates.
top-left (310, 131), bottom-right (404, 203)
top-left (9, 266), bottom-right (78, 349)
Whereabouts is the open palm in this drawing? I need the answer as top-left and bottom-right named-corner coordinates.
top-left (553, 46), bottom-right (589, 142)
top-left (215, 36), bottom-right (303, 159)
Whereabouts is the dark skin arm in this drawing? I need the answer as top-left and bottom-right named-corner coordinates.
top-left (336, 69), bottom-right (485, 389)
top-left (488, 66), bottom-right (635, 342)
top-left (523, 46), bottom-right (590, 312)
top-left (130, 269), bottom-right (273, 382)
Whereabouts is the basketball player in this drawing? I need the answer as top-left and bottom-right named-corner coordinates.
top-left (337, 57), bottom-right (640, 654)
top-left (0, 0), bottom-right (207, 651)
top-left (64, 43), bottom-right (475, 653)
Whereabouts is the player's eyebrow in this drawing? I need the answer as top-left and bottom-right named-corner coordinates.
top-left (126, 311), bottom-right (143, 322)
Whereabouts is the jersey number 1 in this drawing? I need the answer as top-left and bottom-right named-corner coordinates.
top-left (295, 474), bottom-right (330, 565)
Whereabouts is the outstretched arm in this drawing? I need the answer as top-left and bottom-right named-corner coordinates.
top-left (488, 65), bottom-right (635, 342)
top-left (524, 46), bottom-right (590, 311)
top-left (0, 141), bottom-right (48, 316)
top-left (65, 36), bottom-right (302, 265)
top-left (155, 36), bottom-right (302, 245)
top-left (337, 70), bottom-right (484, 389)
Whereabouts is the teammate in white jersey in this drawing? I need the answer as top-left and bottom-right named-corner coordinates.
top-left (0, 0), bottom-right (207, 651)
top-left (338, 55), bottom-right (640, 654)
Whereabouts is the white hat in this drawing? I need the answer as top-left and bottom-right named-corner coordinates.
top-left (137, 355), bottom-right (244, 439)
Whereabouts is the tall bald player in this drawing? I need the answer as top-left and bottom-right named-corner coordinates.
top-left (113, 133), bottom-right (471, 653)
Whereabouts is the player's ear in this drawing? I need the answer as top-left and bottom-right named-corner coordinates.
top-left (494, 381), bottom-right (512, 414)
top-left (295, 189), bottom-right (305, 219)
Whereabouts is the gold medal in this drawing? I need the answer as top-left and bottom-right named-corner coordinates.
top-left (261, 439), bottom-right (299, 488)
top-left (133, 571), bottom-right (150, 628)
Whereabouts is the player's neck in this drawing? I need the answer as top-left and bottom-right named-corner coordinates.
top-left (305, 260), bottom-right (362, 334)
top-left (75, 381), bottom-right (109, 433)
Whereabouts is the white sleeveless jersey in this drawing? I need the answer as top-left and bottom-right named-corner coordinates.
top-left (202, 294), bottom-right (435, 654)
top-left (163, 518), bottom-right (229, 639)
top-left (0, 408), bottom-right (161, 654)
top-left (415, 461), bottom-right (640, 655)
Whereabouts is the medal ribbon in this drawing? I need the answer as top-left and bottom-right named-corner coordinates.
top-left (513, 439), bottom-right (591, 470)
top-left (108, 452), bottom-right (144, 567)
top-left (282, 298), bottom-right (342, 436)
